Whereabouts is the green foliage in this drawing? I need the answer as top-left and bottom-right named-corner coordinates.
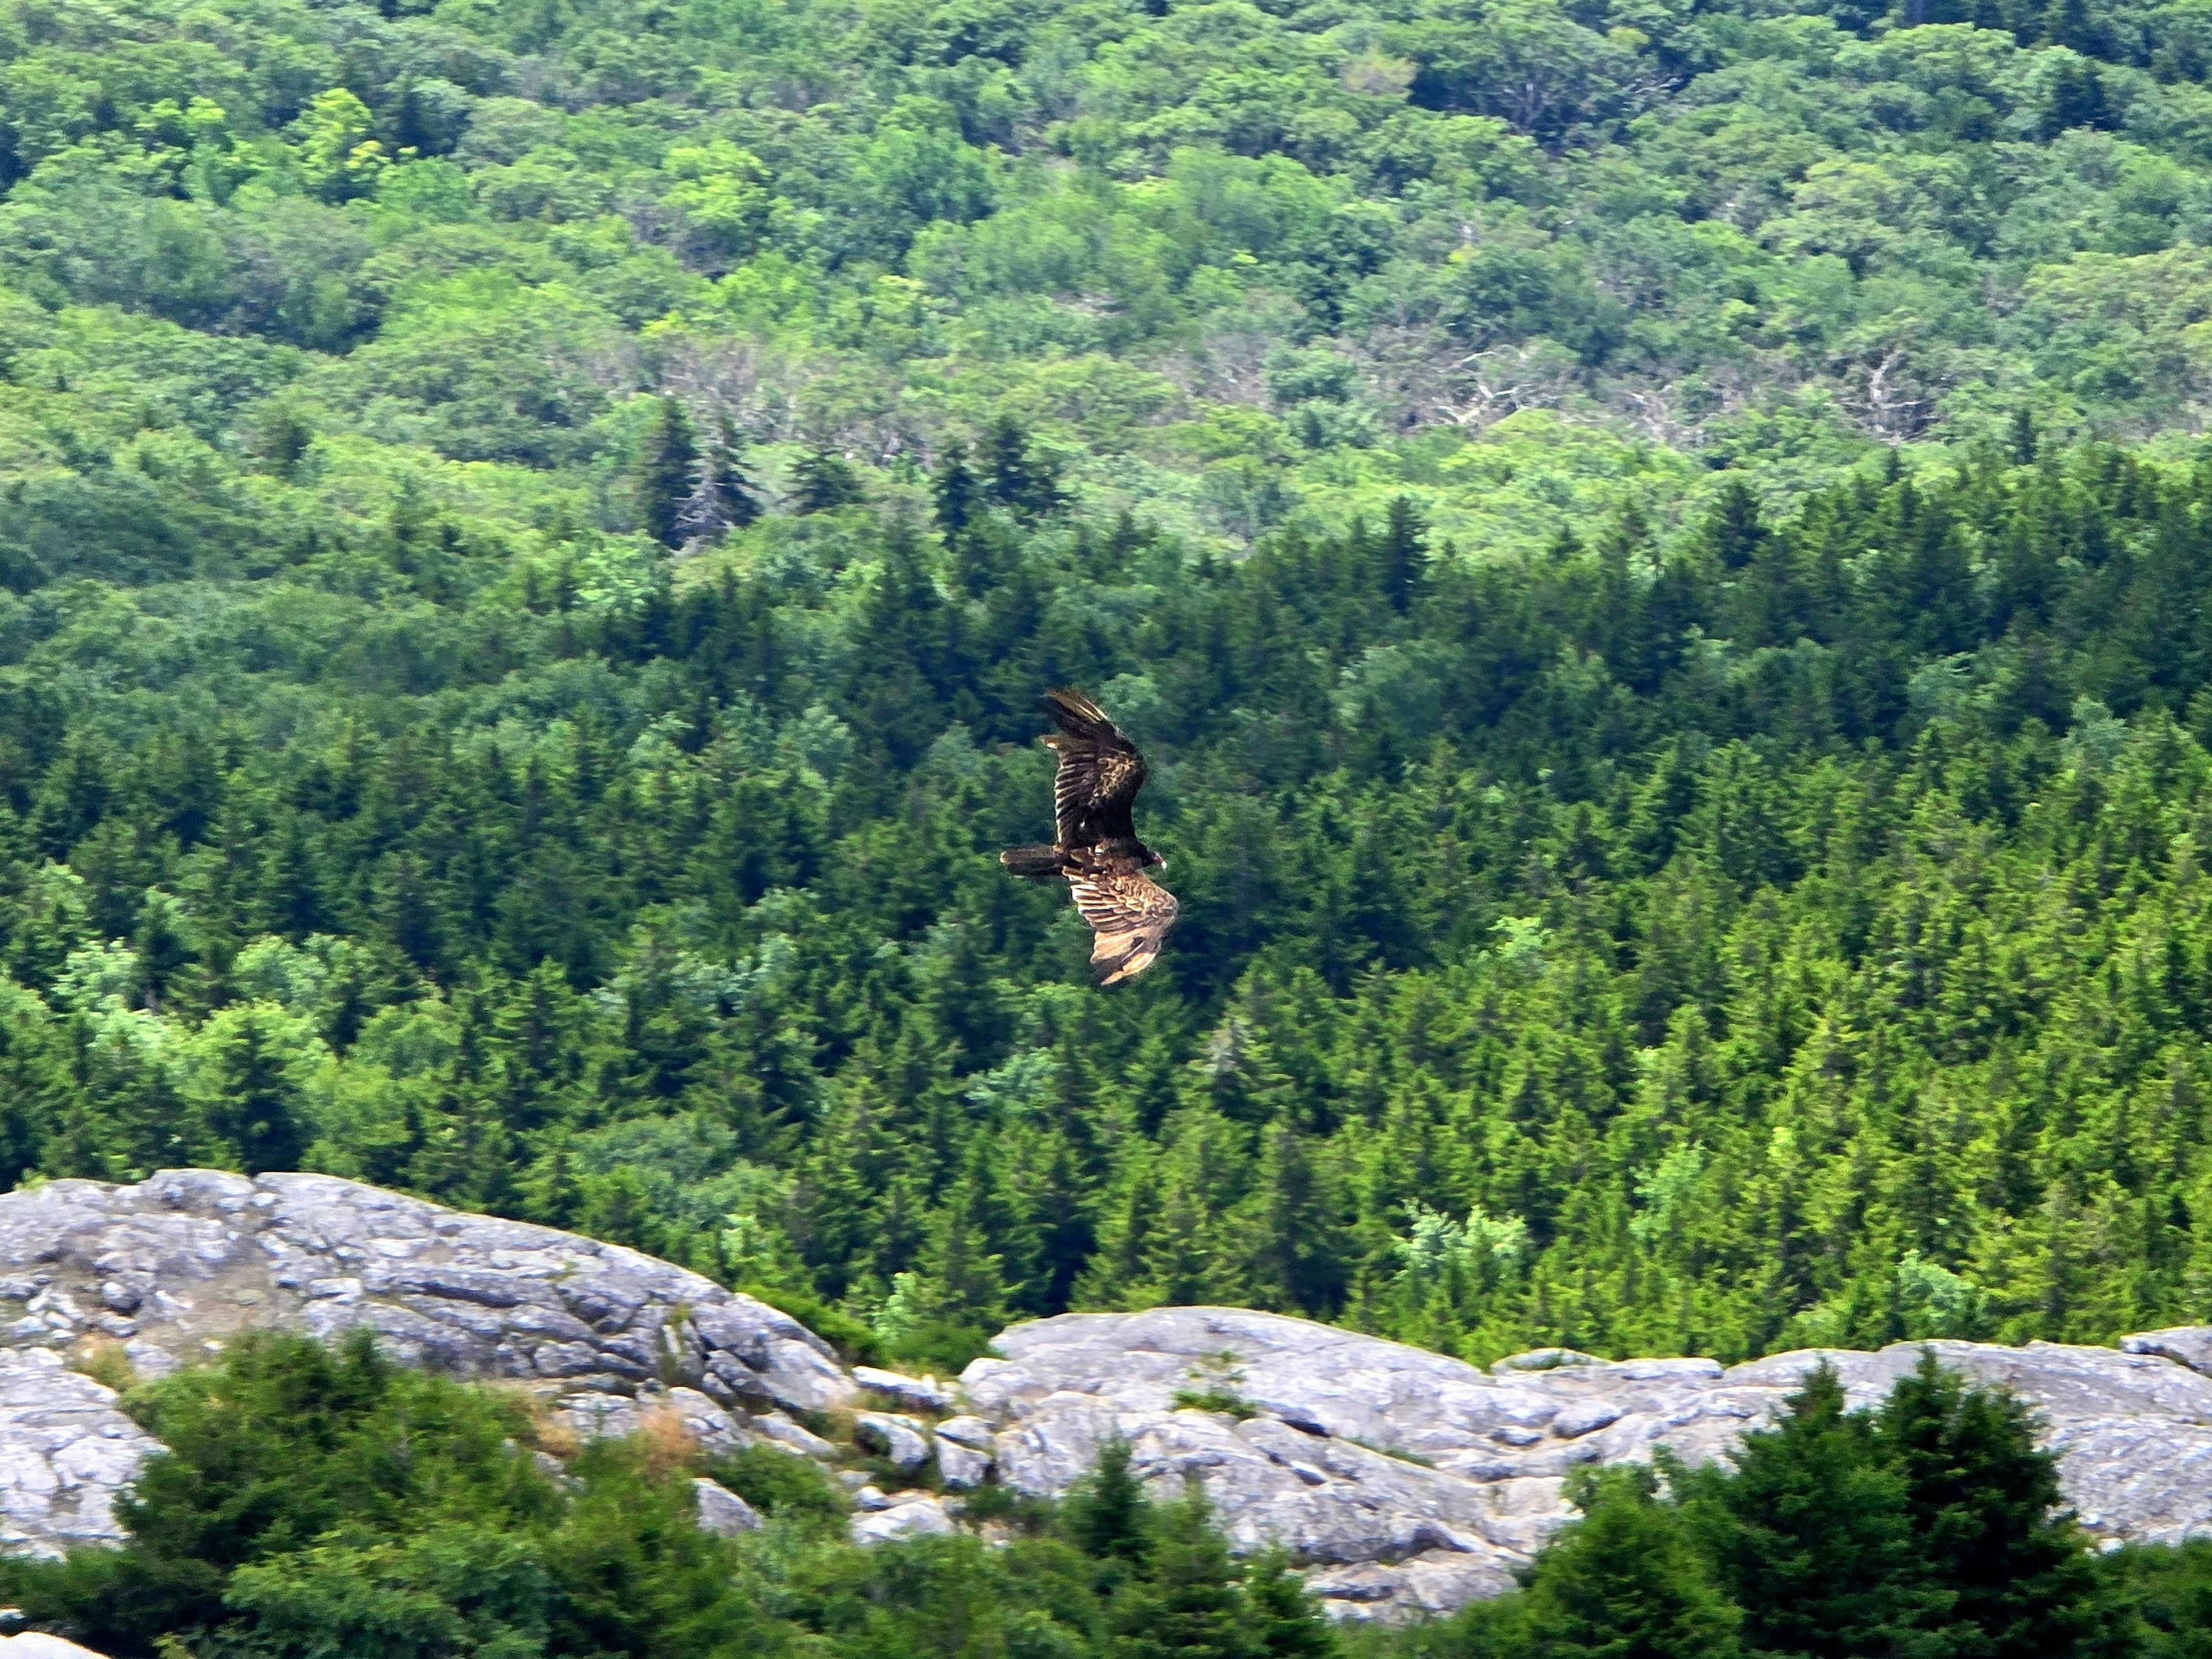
top-left (0, 1333), bottom-right (1340, 1659)
top-left (705, 1444), bottom-right (848, 1535)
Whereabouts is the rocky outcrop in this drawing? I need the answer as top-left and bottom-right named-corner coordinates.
top-left (960, 1307), bottom-right (2212, 1619)
top-left (17, 1176), bottom-right (2212, 1625)
top-left (0, 1351), bottom-right (157, 1561)
top-left (0, 1170), bottom-right (851, 1416)
top-left (0, 1170), bottom-right (852, 1555)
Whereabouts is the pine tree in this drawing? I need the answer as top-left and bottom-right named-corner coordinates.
top-left (2043, 59), bottom-right (2112, 137)
top-left (1706, 480), bottom-right (1766, 571)
top-left (791, 446), bottom-right (864, 514)
top-left (1513, 1468), bottom-right (1743, 1658)
top-left (1877, 1350), bottom-right (2107, 1659)
top-left (1107, 1481), bottom-right (1254, 1659)
top-left (193, 1005), bottom-right (311, 1175)
top-left (1069, 1438), bottom-right (1153, 1567)
top-left (1687, 1364), bottom-right (1942, 1659)
top-left (907, 1170), bottom-right (1008, 1344)
top-left (634, 396), bottom-right (698, 549)
top-left (932, 439), bottom-right (979, 537)
top-left (130, 890), bottom-right (192, 1014)
top-left (1243, 1550), bottom-right (1338, 1658)
top-left (1379, 495), bottom-right (1426, 613)
top-left (981, 413), bottom-right (1063, 520)
top-left (1247, 1123), bottom-right (1348, 1318)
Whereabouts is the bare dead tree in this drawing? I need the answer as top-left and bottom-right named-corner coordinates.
top-left (1846, 347), bottom-right (1934, 442)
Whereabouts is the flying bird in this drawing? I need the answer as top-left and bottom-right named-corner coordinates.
top-left (1000, 689), bottom-right (1178, 986)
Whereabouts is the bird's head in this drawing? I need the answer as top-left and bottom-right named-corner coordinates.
top-left (1148, 850), bottom-right (1167, 872)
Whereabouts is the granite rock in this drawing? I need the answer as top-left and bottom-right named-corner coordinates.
top-left (852, 1365), bottom-right (958, 1413)
top-left (691, 1477), bottom-right (764, 1537)
top-left (850, 1493), bottom-right (957, 1545)
top-left (0, 1172), bottom-right (851, 1417)
top-left (961, 1307), bottom-right (2212, 1620)
top-left (0, 1636), bottom-right (120, 1658)
top-left (0, 1349), bottom-right (161, 1558)
top-left (936, 1437), bottom-right (993, 1490)
top-left (551, 1385), bottom-right (752, 1458)
top-left (0, 1171), bottom-right (851, 1567)
top-left (21, 1175), bottom-right (2212, 1626)
top-left (853, 1411), bottom-right (933, 1476)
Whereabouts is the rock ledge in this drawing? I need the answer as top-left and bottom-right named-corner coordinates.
top-left (13, 1177), bottom-right (2212, 1623)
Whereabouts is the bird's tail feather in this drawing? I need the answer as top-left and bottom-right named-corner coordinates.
top-left (1000, 845), bottom-right (1066, 879)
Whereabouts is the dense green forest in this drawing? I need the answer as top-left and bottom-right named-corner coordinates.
top-left (8, 1330), bottom-right (2204, 1659)
top-left (24, 0), bottom-right (2212, 1377)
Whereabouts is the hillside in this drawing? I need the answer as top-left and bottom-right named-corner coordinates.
top-left (13, 0), bottom-right (2212, 1385)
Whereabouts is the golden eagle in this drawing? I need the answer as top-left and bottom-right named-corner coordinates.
top-left (1000, 689), bottom-right (1178, 986)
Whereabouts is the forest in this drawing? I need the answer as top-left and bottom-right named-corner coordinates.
top-left (18, 0), bottom-right (2212, 1378)
top-left (26, 0), bottom-right (2212, 1641)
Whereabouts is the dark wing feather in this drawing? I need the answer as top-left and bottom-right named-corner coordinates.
top-left (1068, 870), bottom-right (1179, 986)
top-left (1041, 688), bottom-right (1148, 847)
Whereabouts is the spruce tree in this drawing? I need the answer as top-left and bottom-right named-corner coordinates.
top-left (1070, 1437), bottom-right (1154, 1567)
top-left (633, 395), bottom-right (697, 549)
top-left (1877, 1350), bottom-right (2106, 1659)
top-left (933, 439), bottom-right (979, 537)
top-left (194, 1006), bottom-right (310, 1175)
top-left (1380, 495), bottom-right (1426, 613)
top-left (1687, 1364), bottom-right (1943, 1659)
top-left (792, 446), bottom-right (864, 514)
top-left (1244, 1550), bottom-right (1338, 1658)
top-left (1514, 1468), bottom-right (1744, 1658)
top-left (1706, 480), bottom-right (1766, 571)
top-left (1108, 1481), bottom-right (1255, 1659)
top-left (982, 413), bottom-right (1063, 519)
top-left (678, 414), bottom-right (762, 543)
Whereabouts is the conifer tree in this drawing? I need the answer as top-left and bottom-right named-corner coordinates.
top-left (982, 413), bottom-right (1063, 520)
top-left (1878, 1350), bottom-right (2106, 1659)
top-left (1108, 1481), bottom-right (1254, 1659)
top-left (193, 1005), bottom-right (311, 1175)
top-left (1512, 1468), bottom-right (1743, 1659)
top-left (1686, 1364), bottom-right (1943, 1659)
top-left (1069, 1437), bottom-right (1153, 1568)
top-left (932, 439), bottom-right (979, 537)
top-left (1380, 496), bottom-right (1426, 613)
top-left (633, 396), bottom-right (698, 549)
top-left (1244, 1550), bottom-right (1338, 1658)
top-left (792, 446), bottom-right (864, 514)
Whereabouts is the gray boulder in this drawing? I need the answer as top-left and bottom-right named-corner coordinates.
top-left (24, 1173), bottom-right (2212, 1626)
top-left (852, 1365), bottom-right (958, 1413)
top-left (691, 1477), bottom-right (764, 1537)
top-left (756, 1411), bottom-right (837, 1458)
top-left (0, 1172), bottom-right (852, 1419)
top-left (854, 1411), bottom-right (933, 1476)
top-left (0, 1636), bottom-right (122, 1657)
top-left (552, 1385), bottom-right (752, 1458)
top-left (935, 1437), bottom-right (993, 1490)
top-left (850, 1493), bottom-right (957, 1545)
top-left (960, 1307), bottom-right (2212, 1620)
top-left (0, 1350), bottom-right (159, 1557)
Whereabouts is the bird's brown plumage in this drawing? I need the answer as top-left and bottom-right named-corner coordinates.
top-left (1000, 689), bottom-right (1178, 986)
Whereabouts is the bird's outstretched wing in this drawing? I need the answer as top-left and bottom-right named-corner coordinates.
top-left (1069, 870), bottom-right (1179, 986)
top-left (1041, 688), bottom-right (1148, 849)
